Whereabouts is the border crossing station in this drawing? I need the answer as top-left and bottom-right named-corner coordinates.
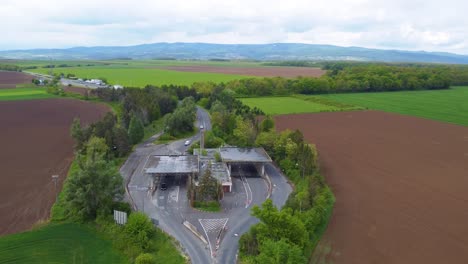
top-left (143, 147), bottom-right (272, 194)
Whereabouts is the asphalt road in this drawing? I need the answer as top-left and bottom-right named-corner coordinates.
top-left (120, 107), bottom-right (292, 264)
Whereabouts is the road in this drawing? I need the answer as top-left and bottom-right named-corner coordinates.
top-left (120, 107), bottom-right (292, 264)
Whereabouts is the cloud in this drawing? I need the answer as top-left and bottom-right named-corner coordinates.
top-left (1, 0), bottom-right (467, 54)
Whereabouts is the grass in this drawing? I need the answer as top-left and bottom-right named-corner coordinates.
top-left (321, 86), bottom-right (468, 126)
top-left (143, 118), bottom-right (165, 140)
top-left (0, 87), bottom-right (56, 101)
top-left (193, 201), bottom-right (221, 212)
top-left (240, 96), bottom-right (362, 115)
top-left (153, 130), bottom-right (196, 145)
top-left (0, 222), bottom-right (128, 264)
top-left (30, 67), bottom-right (252, 87)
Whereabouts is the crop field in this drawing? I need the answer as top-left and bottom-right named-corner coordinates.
top-left (321, 86), bottom-right (468, 126)
top-left (275, 111), bottom-right (468, 264)
top-left (0, 223), bottom-right (127, 263)
top-left (0, 98), bottom-right (109, 235)
top-left (31, 67), bottom-right (251, 87)
top-left (0, 71), bottom-right (34, 88)
top-left (163, 65), bottom-right (326, 77)
top-left (240, 96), bottom-right (362, 115)
top-left (0, 88), bottom-right (55, 101)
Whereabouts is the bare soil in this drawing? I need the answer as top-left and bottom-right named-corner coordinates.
top-left (0, 71), bottom-right (34, 88)
top-left (163, 65), bottom-right (326, 78)
top-left (63, 86), bottom-right (89, 96)
top-left (275, 111), bottom-right (468, 264)
top-left (0, 98), bottom-right (110, 236)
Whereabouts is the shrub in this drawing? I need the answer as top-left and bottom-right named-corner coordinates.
top-left (135, 253), bottom-right (156, 264)
top-left (124, 212), bottom-right (155, 250)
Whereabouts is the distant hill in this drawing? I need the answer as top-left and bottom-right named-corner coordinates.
top-left (1, 42), bottom-right (468, 64)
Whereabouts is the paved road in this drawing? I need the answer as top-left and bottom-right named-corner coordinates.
top-left (120, 107), bottom-right (292, 264)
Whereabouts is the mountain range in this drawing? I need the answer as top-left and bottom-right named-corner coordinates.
top-left (1, 43), bottom-right (468, 64)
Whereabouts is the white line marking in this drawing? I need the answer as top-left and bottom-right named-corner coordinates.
top-left (199, 219), bottom-right (213, 258)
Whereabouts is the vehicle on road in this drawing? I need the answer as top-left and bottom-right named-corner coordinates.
top-left (184, 140), bottom-right (191, 146)
top-left (200, 124), bottom-right (204, 130)
top-left (160, 182), bottom-right (167, 190)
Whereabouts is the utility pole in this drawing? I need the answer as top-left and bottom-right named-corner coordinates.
top-left (52, 175), bottom-right (59, 202)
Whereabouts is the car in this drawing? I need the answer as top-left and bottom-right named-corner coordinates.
top-left (200, 124), bottom-right (204, 130)
top-left (184, 140), bottom-right (191, 146)
top-left (160, 182), bottom-right (167, 190)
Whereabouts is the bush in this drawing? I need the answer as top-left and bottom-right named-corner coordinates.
top-left (125, 212), bottom-right (155, 250)
top-left (135, 253), bottom-right (156, 264)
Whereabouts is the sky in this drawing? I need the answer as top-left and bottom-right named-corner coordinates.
top-left (1, 0), bottom-right (467, 54)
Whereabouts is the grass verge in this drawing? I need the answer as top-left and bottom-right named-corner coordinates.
top-left (193, 201), bottom-right (221, 212)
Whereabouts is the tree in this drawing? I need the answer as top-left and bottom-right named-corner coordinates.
top-left (112, 126), bottom-right (131, 157)
top-left (197, 164), bottom-right (220, 201)
top-left (70, 118), bottom-right (85, 151)
top-left (125, 212), bottom-right (155, 250)
top-left (63, 137), bottom-right (124, 221)
top-left (255, 239), bottom-right (306, 264)
top-left (128, 115), bottom-right (144, 144)
top-left (260, 115), bottom-right (275, 132)
top-left (233, 116), bottom-right (256, 146)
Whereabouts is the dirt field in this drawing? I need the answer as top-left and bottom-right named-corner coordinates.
top-left (63, 86), bottom-right (89, 96)
top-left (0, 99), bottom-right (110, 236)
top-left (164, 65), bottom-right (326, 78)
top-left (0, 71), bottom-right (34, 88)
top-left (275, 111), bottom-right (468, 264)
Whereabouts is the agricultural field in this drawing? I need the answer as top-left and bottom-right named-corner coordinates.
top-left (17, 59), bottom-right (325, 87)
top-left (31, 67), bottom-right (251, 87)
top-left (0, 88), bottom-right (55, 101)
top-left (0, 223), bottom-right (127, 263)
top-left (0, 98), bottom-right (109, 235)
top-left (321, 86), bottom-right (468, 126)
top-left (0, 71), bottom-right (34, 88)
top-left (240, 96), bottom-right (362, 115)
top-left (275, 111), bottom-right (468, 264)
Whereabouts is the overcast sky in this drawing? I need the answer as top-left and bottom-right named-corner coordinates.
top-left (1, 0), bottom-right (467, 54)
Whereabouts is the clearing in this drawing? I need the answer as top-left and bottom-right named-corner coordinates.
top-left (0, 223), bottom-right (127, 263)
top-left (321, 86), bottom-right (468, 126)
top-left (275, 111), bottom-right (468, 264)
top-left (0, 98), bottom-right (110, 235)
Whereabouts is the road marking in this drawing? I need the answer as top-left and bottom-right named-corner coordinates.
top-left (199, 218), bottom-right (229, 259)
top-left (169, 186), bottom-right (179, 203)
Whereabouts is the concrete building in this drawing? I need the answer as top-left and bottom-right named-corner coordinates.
top-left (143, 147), bottom-right (271, 194)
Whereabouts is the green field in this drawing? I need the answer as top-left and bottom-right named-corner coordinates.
top-left (0, 223), bottom-right (127, 264)
top-left (30, 67), bottom-right (252, 87)
top-left (241, 96), bottom-right (362, 115)
top-left (0, 88), bottom-right (55, 101)
top-left (321, 86), bottom-right (468, 126)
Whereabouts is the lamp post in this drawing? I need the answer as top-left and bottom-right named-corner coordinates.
top-left (52, 175), bottom-right (59, 202)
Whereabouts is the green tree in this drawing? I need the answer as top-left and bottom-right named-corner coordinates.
top-left (233, 116), bottom-right (256, 146)
top-left (70, 118), bottom-right (85, 151)
top-left (128, 115), bottom-right (144, 144)
top-left (125, 212), bottom-right (155, 250)
top-left (255, 239), bottom-right (306, 264)
top-left (197, 164), bottom-right (220, 201)
top-left (63, 137), bottom-right (124, 221)
top-left (260, 115), bottom-right (275, 132)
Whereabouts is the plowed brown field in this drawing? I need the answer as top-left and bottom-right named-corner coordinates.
top-left (0, 98), bottom-right (110, 236)
top-left (0, 71), bottom-right (34, 88)
top-left (164, 65), bottom-right (326, 78)
top-left (275, 111), bottom-right (468, 264)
